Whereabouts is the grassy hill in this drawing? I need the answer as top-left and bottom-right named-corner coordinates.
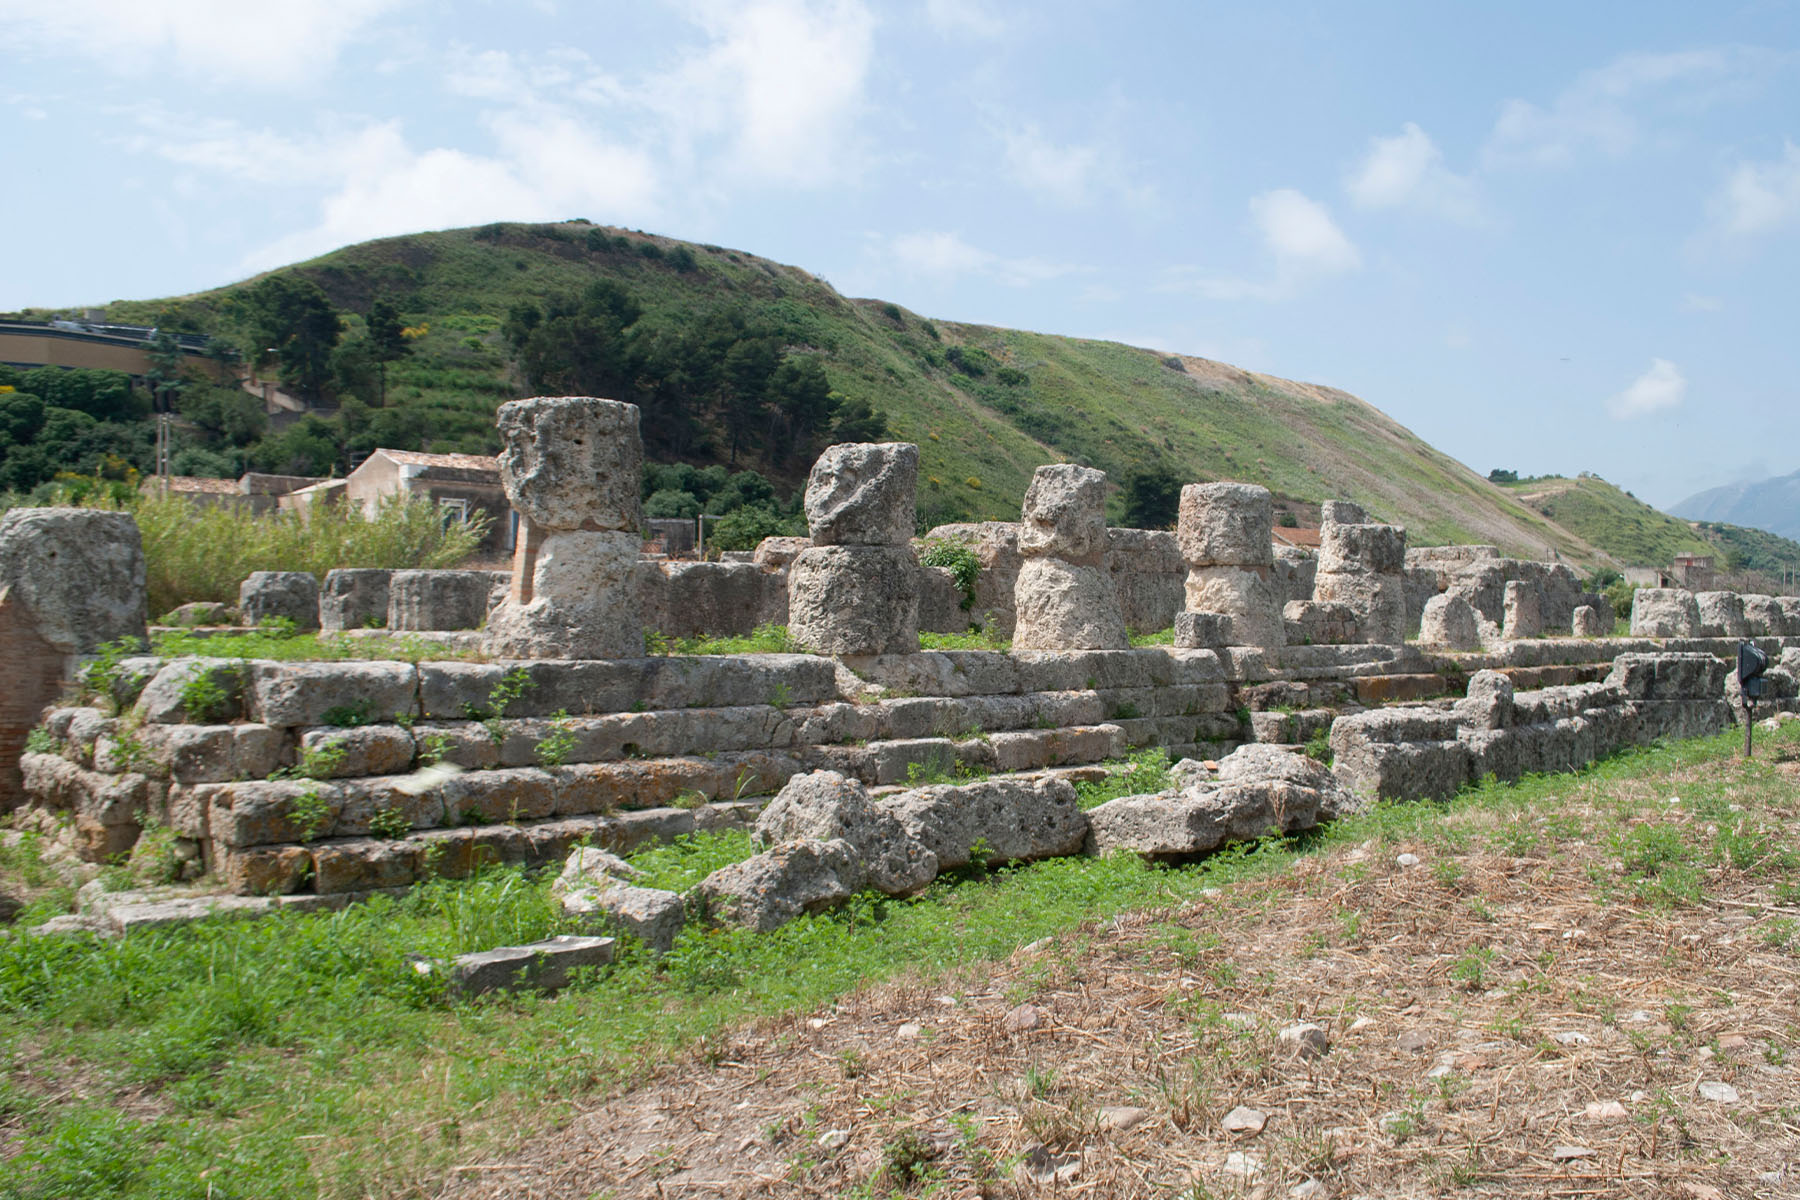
top-left (1500, 473), bottom-right (1800, 588)
top-left (1500, 475), bottom-right (1711, 568)
top-left (26, 221), bottom-right (1600, 557)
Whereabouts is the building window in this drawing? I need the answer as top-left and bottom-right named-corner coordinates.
top-left (439, 498), bottom-right (471, 526)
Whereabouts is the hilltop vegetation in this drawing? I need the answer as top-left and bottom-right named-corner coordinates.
top-left (1495, 472), bottom-right (1800, 589)
top-left (0, 221), bottom-right (1601, 556)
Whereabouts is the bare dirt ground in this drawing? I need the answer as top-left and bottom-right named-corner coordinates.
top-left (439, 759), bottom-right (1800, 1199)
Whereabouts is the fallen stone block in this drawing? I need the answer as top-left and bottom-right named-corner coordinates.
top-left (879, 776), bottom-right (1085, 870)
top-left (239, 571), bottom-right (319, 631)
top-left (562, 884), bottom-right (685, 952)
top-left (693, 838), bottom-right (865, 932)
top-left (439, 934), bottom-right (617, 996)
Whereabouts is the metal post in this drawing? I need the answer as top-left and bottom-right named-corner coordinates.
top-left (1746, 698), bottom-right (1755, 759)
top-left (696, 513), bottom-right (722, 560)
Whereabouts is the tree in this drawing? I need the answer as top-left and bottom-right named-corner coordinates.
top-left (145, 330), bottom-right (186, 415)
top-left (1120, 465), bottom-right (1182, 530)
top-left (366, 298), bottom-right (411, 405)
top-left (240, 275), bottom-right (343, 403)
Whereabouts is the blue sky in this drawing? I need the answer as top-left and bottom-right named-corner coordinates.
top-left (4, 1), bottom-right (1799, 509)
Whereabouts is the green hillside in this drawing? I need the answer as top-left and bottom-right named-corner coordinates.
top-left (1692, 521), bottom-right (1800, 585)
top-left (13, 220), bottom-right (1598, 557)
top-left (1500, 475), bottom-right (1709, 567)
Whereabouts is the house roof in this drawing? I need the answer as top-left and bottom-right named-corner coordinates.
top-left (156, 475), bottom-right (239, 495)
top-left (373, 449), bottom-right (500, 472)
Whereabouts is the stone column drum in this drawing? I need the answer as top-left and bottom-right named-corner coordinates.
top-left (484, 397), bottom-right (645, 660)
top-left (1177, 482), bottom-right (1284, 648)
top-left (788, 442), bottom-right (921, 656)
top-left (1011, 464), bottom-right (1128, 651)
top-left (1311, 505), bottom-right (1408, 646)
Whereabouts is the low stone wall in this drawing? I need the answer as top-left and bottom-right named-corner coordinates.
top-left (1332, 654), bottom-right (1730, 803)
top-left (924, 523), bottom-right (1186, 635)
top-left (22, 647), bottom-right (1259, 896)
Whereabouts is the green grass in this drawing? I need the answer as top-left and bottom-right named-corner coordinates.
top-left (917, 628), bottom-right (1011, 652)
top-left (1500, 474), bottom-right (1710, 570)
top-left (5, 725), bottom-right (1795, 1199)
top-left (643, 622), bottom-right (797, 656)
top-left (147, 629), bottom-right (482, 662)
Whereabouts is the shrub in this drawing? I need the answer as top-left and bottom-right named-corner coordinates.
top-left (119, 493), bottom-right (488, 614)
top-left (918, 539), bottom-right (980, 609)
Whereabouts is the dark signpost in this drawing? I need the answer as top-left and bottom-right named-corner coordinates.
top-left (1739, 642), bottom-right (1768, 757)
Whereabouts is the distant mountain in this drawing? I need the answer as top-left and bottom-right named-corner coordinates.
top-left (1671, 471), bottom-right (1800, 541)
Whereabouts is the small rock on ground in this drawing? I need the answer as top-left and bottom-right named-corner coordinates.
top-left (1279, 1022), bottom-right (1330, 1058)
top-left (1221, 1105), bottom-right (1267, 1134)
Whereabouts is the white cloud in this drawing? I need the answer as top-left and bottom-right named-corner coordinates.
top-left (139, 115), bottom-right (661, 273)
top-left (1173, 189), bottom-right (1360, 301)
top-left (1345, 122), bottom-right (1481, 223)
top-left (0, 0), bottom-right (404, 89)
top-left (924, 0), bottom-right (1005, 38)
top-left (1706, 142), bottom-right (1800, 240)
top-left (1002, 125), bottom-right (1104, 205)
top-left (880, 230), bottom-right (1079, 287)
top-left (1607, 358), bottom-right (1687, 419)
top-left (644, 0), bottom-right (877, 186)
top-left (1484, 48), bottom-right (1757, 168)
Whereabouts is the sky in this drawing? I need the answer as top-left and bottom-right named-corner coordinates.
top-left (4, 1), bottom-right (1799, 510)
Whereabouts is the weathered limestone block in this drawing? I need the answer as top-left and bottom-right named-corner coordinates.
top-left (1780, 597), bottom-right (1800, 636)
top-left (1502, 580), bottom-right (1542, 640)
top-left (754, 771), bottom-right (937, 895)
top-left (1105, 528), bottom-right (1186, 633)
top-left (443, 934), bottom-right (616, 996)
top-left (1282, 600), bottom-right (1361, 645)
top-left (1572, 604), bottom-right (1611, 638)
top-left (1605, 652), bottom-right (1726, 702)
top-left (1185, 565), bottom-right (1285, 648)
top-left (1694, 591), bottom-right (1748, 638)
top-left (311, 836), bottom-right (421, 893)
top-left (1313, 571), bottom-right (1407, 646)
top-left (752, 536), bottom-right (811, 569)
top-left (562, 884), bottom-right (685, 952)
top-left (921, 522), bottom-right (1022, 635)
top-left (693, 838), bottom-right (865, 932)
top-left (1178, 483), bottom-right (1274, 568)
top-left (0, 507), bottom-right (147, 655)
top-left (1013, 557), bottom-right (1129, 651)
top-left (640, 561), bottom-right (787, 638)
top-left (486, 529), bottom-right (643, 659)
top-left (1320, 500), bottom-right (1367, 527)
top-left (135, 658), bottom-right (247, 724)
top-left (916, 565), bottom-right (971, 634)
top-left (1174, 610), bottom-right (1232, 649)
top-left (437, 768), bottom-right (555, 828)
top-left (1019, 464), bottom-right (1109, 563)
top-left (1419, 593), bottom-right (1480, 650)
top-left (298, 724), bottom-right (416, 778)
top-left (164, 601), bottom-right (231, 627)
top-left (878, 776), bottom-right (1085, 870)
top-left (1086, 744), bottom-right (1355, 858)
top-left (1318, 523), bottom-right (1406, 576)
top-left (803, 442), bottom-right (917, 546)
top-left (1742, 595), bottom-right (1791, 637)
top-left (1630, 588), bottom-right (1701, 638)
top-left (20, 752), bottom-right (157, 858)
top-left (144, 723), bottom-right (287, 784)
top-left (388, 570), bottom-right (494, 632)
top-left (496, 397), bottom-right (642, 532)
top-left (1274, 547), bottom-right (1319, 607)
top-left (238, 571), bottom-right (319, 631)
top-left (246, 661), bottom-right (418, 728)
top-left (206, 780), bottom-right (344, 848)
top-left (1454, 670), bottom-right (1514, 730)
top-left (319, 569), bottom-right (392, 632)
top-left (788, 544), bottom-right (919, 655)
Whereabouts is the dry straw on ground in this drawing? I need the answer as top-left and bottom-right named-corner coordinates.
top-left (442, 749), bottom-right (1800, 1200)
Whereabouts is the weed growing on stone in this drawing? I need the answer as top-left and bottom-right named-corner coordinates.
top-left (917, 627), bottom-right (1011, 652)
top-left (367, 806), bottom-right (414, 840)
top-left (288, 787), bottom-right (333, 843)
top-left (76, 636), bottom-right (145, 711)
top-left (177, 667), bottom-right (234, 723)
top-left (320, 699), bottom-right (377, 728)
top-left (533, 710), bottom-right (577, 767)
top-left (1073, 746), bottom-right (1173, 809)
top-left (24, 728), bottom-right (59, 755)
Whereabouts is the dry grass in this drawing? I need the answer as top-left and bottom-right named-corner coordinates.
top-left (440, 739), bottom-right (1800, 1199)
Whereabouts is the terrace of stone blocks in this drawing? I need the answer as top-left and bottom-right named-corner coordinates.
top-left (4, 396), bottom-right (1797, 921)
